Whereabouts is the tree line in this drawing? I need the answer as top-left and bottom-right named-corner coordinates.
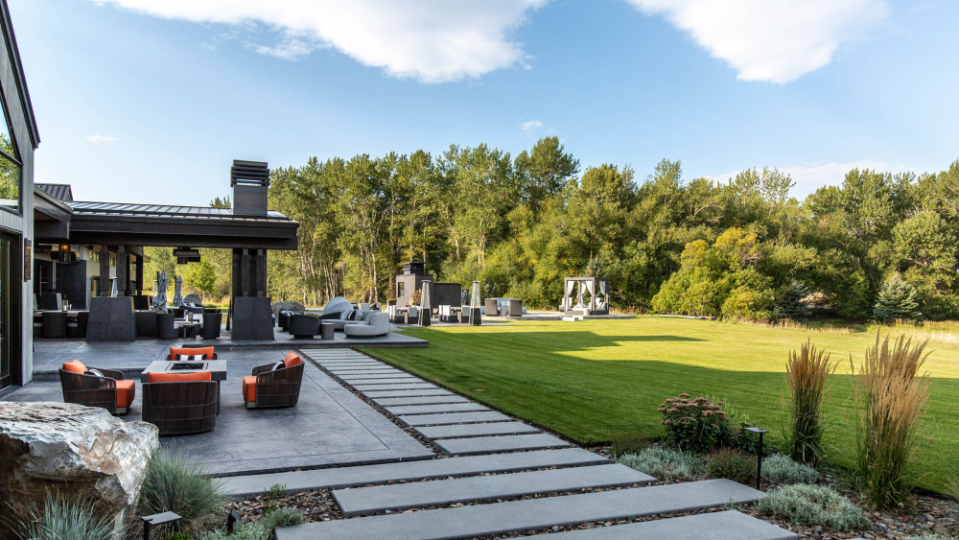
top-left (155, 137), bottom-right (959, 322)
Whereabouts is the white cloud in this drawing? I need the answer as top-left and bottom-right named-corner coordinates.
top-left (624, 0), bottom-right (889, 83)
top-left (84, 135), bottom-right (120, 144)
top-left (712, 160), bottom-right (907, 198)
top-left (87, 0), bottom-right (548, 83)
top-left (520, 119), bottom-right (544, 132)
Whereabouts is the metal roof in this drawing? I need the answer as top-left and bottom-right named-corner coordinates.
top-left (67, 201), bottom-right (293, 223)
top-left (36, 183), bottom-right (73, 202)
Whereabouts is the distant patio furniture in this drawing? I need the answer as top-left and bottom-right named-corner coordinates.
top-left (319, 322), bottom-right (334, 340)
top-left (42, 311), bottom-right (68, 338)
top-left (142, 371), bottom-right (218, 436)
top-left (201, 312), bottom-right (222, 339)
top-left (508, 298), bottom-right (523, 317)
top-left (324, 309), bottom-right (372, 331)
top-left (156, 313), bottom-right (177, 340)
top-left (484, 298), bottom-right (500, 317)
top-left (59, 360), bottom-right (135, 415)
top-left (172, 307), bottom-right (186, 319)
top-left (388, 305), bottom-right (418, 324)
top-left (438, 305), bottom-right (452, 322)
top-left (344, 312), bottom-right (390, 338)
top-left (39, 292), bottom-right (62, 311)
top-left (561, 276), bottom-right (610, 315)
top-left (243, 352), bottom-right (304, 409)
top-left (358, 302), bottom-right (372, 310)
top-left (135, 311), bottom-right (158, 338)
top-left (66, 315), bottom-right (80, 337)
top-left (177, 321), bottom-right (200, 339)
top-left (288, 314), bottom-right (320, 338)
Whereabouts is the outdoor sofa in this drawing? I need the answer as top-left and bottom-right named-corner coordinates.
top-left (59, 360), bottom-right (136, 415)
top-left (344, 312), bottom-right (390, 337)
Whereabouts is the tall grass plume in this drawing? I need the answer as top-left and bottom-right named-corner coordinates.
top-left (786, 340), bottom-right (836, 466)
top-left (853, 334), bottom-right (930, 510)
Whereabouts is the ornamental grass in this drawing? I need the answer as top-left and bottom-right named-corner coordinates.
top-left (786, 340), bottom-right (836, 466)
top-left (853, 334), bottom-right (930, 510)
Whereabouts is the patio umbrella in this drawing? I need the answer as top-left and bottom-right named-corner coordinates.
top-left (153, 271), bottom-right (168, 309)
top-left (110, 277), bottom-right (118, 297)
top-left (173, 275), bottom-right (183, 307)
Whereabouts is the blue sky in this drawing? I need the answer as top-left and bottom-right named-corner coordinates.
top-left (8, 0), bottom-right (959, 205)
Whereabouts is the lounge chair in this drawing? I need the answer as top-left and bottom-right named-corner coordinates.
top-left (344, 312), bottom-right (390, 337)
top-left (242, 352), bottom-right (304, 409)
top-left (59, 360), bottom-right (136, 415)
top-left (288, 314), bottom-right (320, 338)
top-left (142, 371), bottom-right (218, 436)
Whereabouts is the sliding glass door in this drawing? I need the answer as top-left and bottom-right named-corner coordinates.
top-left (0, 231), bottom-right (20, 389)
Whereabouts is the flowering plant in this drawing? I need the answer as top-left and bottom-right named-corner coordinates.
top-left (658, 394), bottom-right (730, 453)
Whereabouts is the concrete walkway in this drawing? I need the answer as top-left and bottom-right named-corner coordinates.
top-left (231, 349), bottom-right (797, 539)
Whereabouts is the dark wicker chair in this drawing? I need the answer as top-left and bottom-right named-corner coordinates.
top-left (141, 381), bottom-right (218, 436)
top-left (201, 313), bottom-right (222, 339)
top-left (135, 311), bottom-right (158, 338)
top-left (157, 313), bottom-right (177, 340)
top-left (77, 311), bottom-right (90, 338)
top-left (243, 361), bottom-right (304, 409)
top-left (59, 367), bottom-right (134, 415)
top-left (288, 314), bottom-right (319, 338)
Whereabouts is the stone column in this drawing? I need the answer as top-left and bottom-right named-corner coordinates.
top-left (116, 246), bottom-right (127, 297)
top-left (98, 245), bottom-right (110, 296)
top-left (135, 254), bottom-right (143, 296)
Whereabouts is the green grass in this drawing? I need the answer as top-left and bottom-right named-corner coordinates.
top-left (359, 316), bottom-right (959, 494)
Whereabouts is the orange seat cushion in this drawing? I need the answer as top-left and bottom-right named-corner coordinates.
top-left (147, 371), bottom-right (213, 383)
top-left (170, 346), bottom-right (215, 360)
top-left (61, 360), bottom-right (87, 374)
top-left (115, 380), bottom-right (136, 408)
top-left (284, 354), bottom-right (303, 368)
top-left (242, 376), bottom-right (257, 402)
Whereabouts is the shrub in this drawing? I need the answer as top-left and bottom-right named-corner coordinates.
top-left (260, 507), bottom-right (304, 531)
top-left (873, 274), bottom-right (921, 323)
top-left (199, 508), bottom-right (303, 540)
top-left (706, 448), bottom-right (755, 485)
top-left (12, 491), bottom-right (119, 540)
top-left (755, 484), bottom-right (871, 532)
top-left (139, 448), bottom-right (229, 533)
top-left (721, 286), bottom-right (774, 323)
top-left (785, 340), bottom-right (835, 466)
top-left (853, 334), bottom-right (930, 510)
top-left (658, 394), bottom-right (729, 453)
top-left (761, 454), bottom-right (819, 485)
top-left (616, 448), bottom-right (704, 483)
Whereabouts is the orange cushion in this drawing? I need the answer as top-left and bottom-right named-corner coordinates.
top-left (61, 360), bottom-right (87, 374)
top-left (115, 380), bottom-right (136, 408)
top-left (284, 354), bottom-right (303, 368)
top-left (147, 371), bottom-right (213, 383)
top-left (170, 346), bottom-right (215, 360)
top-left (242, 376), bottom-right (257, 402)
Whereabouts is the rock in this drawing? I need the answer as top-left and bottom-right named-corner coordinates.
top-left (272, 301), bottom-right (306, 316)
top-left (0, 402), bottom-right (159, 540)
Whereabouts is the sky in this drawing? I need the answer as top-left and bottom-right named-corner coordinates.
top-left (7, 0), bottom-right (959, 205)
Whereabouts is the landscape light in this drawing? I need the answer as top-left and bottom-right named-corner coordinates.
top-left (141, 511), bottom-right (182, 540)
top-left (744, 426), bottom-right (769, 491)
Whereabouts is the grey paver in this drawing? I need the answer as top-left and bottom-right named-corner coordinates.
top-left (516, 511), bottom-right (797, 540)
top-left (385, 403), bottom-right (489, 415)
top-left (398, 411), bottom-right (511, 426)
top-left (329, 368), bottom-right (403, 374)
top-left (339, 373), bottom-right (417, 380)
top-left (275, 479), bottom-right (766, 540)
top-left (354, 383), bottom-right (437, 392)
top-left (319, 362), bottom-right (386, 368)
top-left (364, 389), bottom-right (454, 398)
top-left (434, 433), bottom-right (571, 455)
top-left (344, 378), bottom-right (423, 386)
top-left (334, 464), bottom-right (654, 516)
top-left (373, 396), bottom-right (470, 407)
top-left (222, 448), bottom-right (609, 498)
top-left (415, 421), bottom-right (540, 439)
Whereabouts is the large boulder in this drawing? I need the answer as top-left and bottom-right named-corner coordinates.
top-left (272, 301), bottom-right (306, 317)
top-left (0, 402), bottom-right (159, 540)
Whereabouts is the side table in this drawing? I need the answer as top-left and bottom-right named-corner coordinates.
top-left (320, 322), bottom-right (335, 340)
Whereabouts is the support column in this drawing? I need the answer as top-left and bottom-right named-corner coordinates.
top-left (116, 246), bottom-right (127, 297)
top-left (230, 247), bottom-right (273, 340)
top-left (98, 245), bottom-right (110, 296)
top-left (135, 254), bottom-right (143, 296)
top-left (255, 249), bottom-right (267, 297)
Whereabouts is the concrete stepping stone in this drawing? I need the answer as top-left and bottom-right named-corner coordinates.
top-left (398, 411), bottom-right (511, 426)
top-left (373, 396), bottom-right (470, 407)
top-left (353, 383), bottom-right (437, 392)
top-left (274, 479), bottom-right (766, 540)
top-left (519, 510), bottom-right (797, 540)
top-left (363, 389), bottom-right (454, 398)
top-left (385, 403), bottom-right (489, 415)
top-left (223, 448), bottom-right (608, 498)
top-left (434, 433), bottom-right (572, 455)
top-left (343, 378), bottom-right (423, 386)
top-left (319, 362), bottom-right (386, 368)
top-left (415, 421), bottom-right (540, 439)
top-left (339, 373), bottom-right (417, 380)
top-left (333, 464), bottom-right (654, 517)
top-left (328, 368), bottom-right (402, 373)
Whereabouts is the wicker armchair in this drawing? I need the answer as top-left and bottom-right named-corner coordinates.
top-left (59, 364), bottom-right (135, 415)
top-left (242, 357), bottom-right (304, 409)
top-left (142, 381), bottom-right (218, 436)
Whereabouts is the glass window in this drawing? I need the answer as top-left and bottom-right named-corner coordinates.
top-left (0, 96), bottom-right (20, 213)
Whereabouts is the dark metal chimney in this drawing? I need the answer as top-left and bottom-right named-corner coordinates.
top-left (231, 160), bottom-right (270, 216)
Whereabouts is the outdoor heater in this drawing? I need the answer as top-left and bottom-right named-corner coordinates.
top-left (419, 279), bottom-right (432, 327)
top-left (469, 280), bottom-right (482, 326)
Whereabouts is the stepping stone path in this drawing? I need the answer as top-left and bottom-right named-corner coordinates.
top-left (247, 349), bottom-right (797, 539)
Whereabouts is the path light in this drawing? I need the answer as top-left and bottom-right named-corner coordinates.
top-left (744, 426), bottom-right (769, 491)
top-left (141, 512), bottom-right (182, 540)
top-left (226, 509), bottom-right (241, 533)
top-left (469, 280), bottom-right (482, 326)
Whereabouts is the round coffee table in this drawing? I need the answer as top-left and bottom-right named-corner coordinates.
top-left (320, 322), bottom-right (335, 340)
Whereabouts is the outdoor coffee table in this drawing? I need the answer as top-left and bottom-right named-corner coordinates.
top-left (320, 322), bottom-right (334, 340)
top-left (175, 321), bottom-right (201, 339)
top-left (141, 360), bottom-right (228, 414)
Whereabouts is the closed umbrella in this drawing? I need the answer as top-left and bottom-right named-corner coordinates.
top-left (173, 275), bottom-right (183, 307)
top-left (153, 271), bottom-right (168, 309)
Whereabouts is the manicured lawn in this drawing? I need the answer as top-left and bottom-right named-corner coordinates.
top-left (360, 316), bottom-right (959, 493)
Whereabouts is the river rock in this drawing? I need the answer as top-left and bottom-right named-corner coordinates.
top-left (272, 301), bottom-right (306, 316)
top-left (0, 402), bottom-right (159, 540)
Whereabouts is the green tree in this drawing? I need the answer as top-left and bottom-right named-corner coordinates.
top-left (185, 259), bottom-right (217, 302)
top-left (873, 274), bottom-right (921, 323)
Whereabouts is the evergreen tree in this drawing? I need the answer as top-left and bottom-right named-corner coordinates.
top-left (775, 281), bottom-right (812, 321)
top-left (873, 274), bottom-right (921, 323)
